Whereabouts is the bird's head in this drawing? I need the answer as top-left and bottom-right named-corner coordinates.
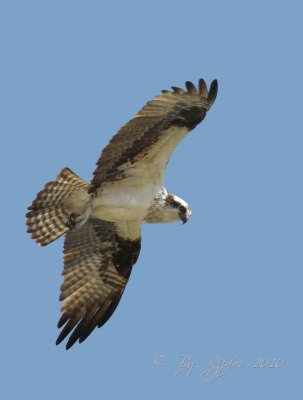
top-left (165, 193), bottom-right (192, 224)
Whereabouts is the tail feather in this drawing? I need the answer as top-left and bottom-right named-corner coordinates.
top-left (26, 168), bottom-right (90, 246)
top-left (26, 206), bottom-right (70, 246)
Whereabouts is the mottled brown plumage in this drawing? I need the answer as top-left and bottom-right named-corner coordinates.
top-left (90, 79), bottom-right (217, 191)
top-left (56, 218), bottom-right (140, 349)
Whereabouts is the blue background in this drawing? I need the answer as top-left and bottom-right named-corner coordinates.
top-left (1, 0), bottom-right (302, 398)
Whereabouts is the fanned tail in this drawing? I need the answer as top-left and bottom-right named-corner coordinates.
top-left (26, 168), bottom-right (90, 246)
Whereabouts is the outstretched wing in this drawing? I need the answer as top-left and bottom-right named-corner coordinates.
top-left (56, 218), bottom-right (141, 349)
top-left (90, 79), bottom-right (218, 192)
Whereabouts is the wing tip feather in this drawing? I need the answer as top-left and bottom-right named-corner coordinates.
top-left (171, 86), bottom-right (185, 94)
top-left (208, 79), bottom-right (218, 107)
top-left (164, 78), bottom-right (218, 109)
top-left (185, 81), bottom-right (198, 94)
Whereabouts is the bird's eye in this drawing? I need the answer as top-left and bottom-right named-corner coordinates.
top-left (179, 205), bottom-right (186, 213)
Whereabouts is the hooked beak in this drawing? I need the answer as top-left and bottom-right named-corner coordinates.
top-left (179, 208), bottom-right (191, 225)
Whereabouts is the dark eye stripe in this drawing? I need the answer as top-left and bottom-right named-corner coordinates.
top-left (169, 199), bottom-right (180, 209)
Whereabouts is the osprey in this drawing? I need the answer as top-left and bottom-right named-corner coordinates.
top-left (26, 78), bottom-right (218, 349)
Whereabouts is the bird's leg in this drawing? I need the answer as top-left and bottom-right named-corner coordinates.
top-left (66, 210), bottom-right (89, 230)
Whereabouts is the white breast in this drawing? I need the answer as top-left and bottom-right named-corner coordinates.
top-left (91, 181), bottom-right (161, 222)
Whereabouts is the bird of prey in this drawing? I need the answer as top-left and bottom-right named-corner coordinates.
top-left (26, 78), bottom-right (218, 349)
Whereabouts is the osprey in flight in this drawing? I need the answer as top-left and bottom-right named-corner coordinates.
top-left (26, 78), bottom-right (218, 349)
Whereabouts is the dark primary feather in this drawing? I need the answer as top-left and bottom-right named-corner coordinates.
top-left (56, 218), bottom-right (141, 349)
top-left (90, 78), bottom-right (218, 192)
top-left (198, 79), bottom-right (207, 97)
top-left (185, 81), bottom-right (198, 94)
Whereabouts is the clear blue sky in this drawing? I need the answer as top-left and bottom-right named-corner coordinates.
top-left (1, 0), bottom-right (302, 398)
